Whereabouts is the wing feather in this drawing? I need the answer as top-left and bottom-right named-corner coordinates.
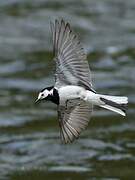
top-left (51, 20), bottom-right (92, 90)
top-left (58, 100), bottom-right (92, 144)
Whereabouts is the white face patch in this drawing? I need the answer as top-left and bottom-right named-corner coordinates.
top-left (38, 89), bottom-right (50, 100)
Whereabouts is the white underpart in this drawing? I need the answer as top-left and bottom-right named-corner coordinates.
top-left (58, 86), bottom-right (102, 106)
top-left (58, 85), bottom-right (128, 116)
top-left (58, 85), bottom-right (84, 106)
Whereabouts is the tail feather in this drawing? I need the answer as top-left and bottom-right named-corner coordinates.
top-left (99, 95), bottom-right (128, 104)
top-left (99, 95), bottom-right (128, 116)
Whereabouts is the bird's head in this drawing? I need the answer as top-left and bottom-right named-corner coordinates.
top-left (35, 86), bottom-right (54, 103)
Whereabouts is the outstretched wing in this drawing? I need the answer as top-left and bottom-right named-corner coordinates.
top-left (58, 100), bottom-right (92, 144)
top-left (50, 19), bottom-right (92, 90)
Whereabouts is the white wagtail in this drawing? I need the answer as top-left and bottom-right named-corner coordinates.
top-left (35, 20), bottom-right (128, 144)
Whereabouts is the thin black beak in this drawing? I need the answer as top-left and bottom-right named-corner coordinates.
top-left (35, 98), bottom-right (40, 104)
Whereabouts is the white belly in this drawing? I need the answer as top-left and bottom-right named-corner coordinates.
top-left (57, 85), bottom-right (101, 106)
top-left (58, 85), bottom-right (85, 105)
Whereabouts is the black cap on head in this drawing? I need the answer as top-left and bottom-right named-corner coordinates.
top-left (41, 86), bottom-right (54, 92)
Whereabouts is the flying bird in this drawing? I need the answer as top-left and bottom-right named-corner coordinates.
top-left (35, 20), bottom-right (128, 144)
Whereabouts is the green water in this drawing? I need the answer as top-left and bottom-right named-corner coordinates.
top-left (0, 0), bottom-right (135, 179)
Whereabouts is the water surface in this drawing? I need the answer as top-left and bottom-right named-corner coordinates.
top-left (0, 0), bottom-right (135, 179)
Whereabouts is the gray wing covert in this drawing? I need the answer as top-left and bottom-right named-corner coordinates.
top-left (58, 100), bottom-right (92, 144)
top-left (50, 20), bottom-right (92, 90)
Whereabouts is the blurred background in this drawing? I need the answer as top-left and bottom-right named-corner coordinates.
top-left (0, 0), bottom-right (135, 179)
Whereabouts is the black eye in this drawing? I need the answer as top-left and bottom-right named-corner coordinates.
top-left (41, 94), bottom-right (44, 97)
